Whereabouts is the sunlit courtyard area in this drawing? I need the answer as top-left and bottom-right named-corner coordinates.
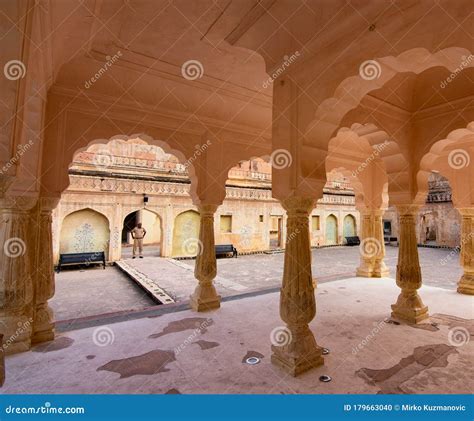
top-left (1, 0), bottom-right (473, 419)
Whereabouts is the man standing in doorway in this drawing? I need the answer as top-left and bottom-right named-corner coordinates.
top-left (131, 223), bottom-right (147, 258)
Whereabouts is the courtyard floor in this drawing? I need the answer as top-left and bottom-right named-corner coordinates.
top-left (3, 278), bottom-right (473, 394)
top-left (51, 246), bottom-right (464, 322)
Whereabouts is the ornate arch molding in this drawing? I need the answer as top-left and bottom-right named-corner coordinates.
top-left (416, 122), bottom-right (474, 207)
top-left (326, 125), bottom-right (403, 208)
top-left (60, 206), bottom-right (113, 232)
top-left (305, 47), bottom-right (473, 149)
top-left (69, 134), bottom-right (200, 202)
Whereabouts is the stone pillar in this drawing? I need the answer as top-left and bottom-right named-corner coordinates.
top-left (31, 197), bottom-right (59, 344)
top-left (457, 209), bottom-right (474, 295)
top-left (190, 204), bottom-right (221, 311)
top-left (0, 197), bottom-right (36, 354)
top-left (357, 209), bottom-right (389, 277)
top-left (391, 205), bottom-right (429, 324)
top-left (271, 196), bottom-right (323, 376)
top-left (0, 333), bottom-right (4, 387)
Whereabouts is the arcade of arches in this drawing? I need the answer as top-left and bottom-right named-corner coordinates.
top-left (1, 0), bottom-right (473, 386)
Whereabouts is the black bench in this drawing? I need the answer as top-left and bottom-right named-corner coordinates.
top-left (215, 244), bottom-right (238, 258)
top-left (57, 251), bottom-right (106, 273)
top-left (345, 236), bottom-right (360, 246)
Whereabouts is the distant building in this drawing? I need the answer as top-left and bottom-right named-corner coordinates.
top-left (52, 138), bottom-right (359, 263)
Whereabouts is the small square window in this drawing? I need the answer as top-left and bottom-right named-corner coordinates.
top-left (259, 215), bottom-right (264, 222)
top-left (220, 215), bottom-right (232, 233)
top-left (312, 215), bottom-right (320, 231)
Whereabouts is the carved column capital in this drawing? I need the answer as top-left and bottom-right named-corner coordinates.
top-left (281, 196), bottom-right (316, 216)
top-left (396, 204), bottom-right (420, 216)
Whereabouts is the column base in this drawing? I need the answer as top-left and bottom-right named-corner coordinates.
top-left (356, 266), bottom-right (374, 278)
top-left (32, 303), bottom-right (55, 344)
top-left (391, 292), bottom-right (429, 324)
top-left (190, 285), bottom-right (221, 312)
top-left (271, 325), bottom-right (324, 377)
top-left (373, 262), bottom-right (390, 278)
top-left (457, 274), bottom-right (474, 295)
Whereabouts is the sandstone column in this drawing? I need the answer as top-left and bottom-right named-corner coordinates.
top-left (391, 205), bottom-right (429, 323)
top-left (357, 209), bottom-right (389, 277)
top-left (31, 197), bottom-right (59, 344)
top-left (373, 210), bottom-right (389, 277)
top-left (190, 204), bottom-right (221, 311)
top-left (457, 209), bottom-right (474, 295)
top-left (0, 196), bottom-right (36, 354)
top-left (271, 196), bottom-right (324, 376)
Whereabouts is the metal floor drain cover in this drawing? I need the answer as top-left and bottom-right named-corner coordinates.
top-left (322, 348), bottom-right (330, 355)
top-left (319, 375), bottom-right (332, 382)
top-left (245, 357), bottom-right (261, 365)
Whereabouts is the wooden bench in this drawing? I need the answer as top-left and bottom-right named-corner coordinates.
top-left (345, 236), bottom-right (361, 246)
top-left (215, 244), bottom-right (238, 258)
top-left (57, 251), bottom-right (106, 273)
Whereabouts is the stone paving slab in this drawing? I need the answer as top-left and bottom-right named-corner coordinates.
top-left (50, 266), bottom-right (155, 321)
top-left (123, 246), bottom-right (463, 306)
top-left (3, 278), bottom-right (473, 394)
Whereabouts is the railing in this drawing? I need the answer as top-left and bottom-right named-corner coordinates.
top-left (73, 151), bottom-right (188, 175)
